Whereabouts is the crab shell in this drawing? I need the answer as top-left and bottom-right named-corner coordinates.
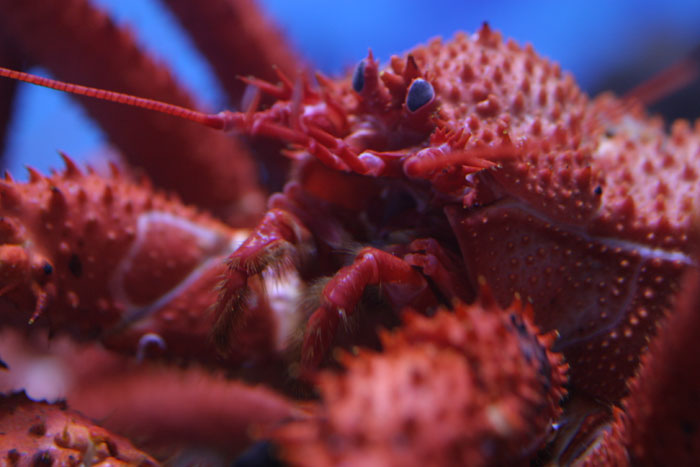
top-left (0, 391), bottom-right (158, 465)
top-left (230, 23), bottom-right (699, 403)
top-left (0, 156), bottom-right (300, 368)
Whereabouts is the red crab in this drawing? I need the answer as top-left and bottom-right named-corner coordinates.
top-left (207, 23), bottom-right (698, 406)
top-left (0, 0), bottom-right (699, 464)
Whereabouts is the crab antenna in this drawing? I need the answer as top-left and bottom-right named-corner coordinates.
top-left (0, 66), bottom-right (227, 130)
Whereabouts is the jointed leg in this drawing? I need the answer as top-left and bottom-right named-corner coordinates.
top-left (301, 247), bottom-right (437, 368)
top-left (213, 208), bottom-right (313, 351)
top-left (404, 238), bottom-right (475, 304)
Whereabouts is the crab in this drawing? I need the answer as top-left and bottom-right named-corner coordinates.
top-left (207, 23), bottom-right (699, 407)
top-left (0, 0), bottom-right (699, 465)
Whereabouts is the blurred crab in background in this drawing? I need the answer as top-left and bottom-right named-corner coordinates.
top-left (0, 0), bottom-right (699, 465)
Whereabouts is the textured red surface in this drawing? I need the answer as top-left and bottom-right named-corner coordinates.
top-left (0, 391), bottom-right (157, 465)
top-left (0, 0), bottom-right (299, 222)
top-left (213, 24), bottom-right (698, 404)
top-left (0, 5), bottom-right (698, 463)
top-left (0, 156), bottom-right (278, 367)
top-left (67, 365), bottom-right (299, 458)
top-left (274, 292), bottom-right (567, 466)
top-left (587, 266), bottom-right (700, 465)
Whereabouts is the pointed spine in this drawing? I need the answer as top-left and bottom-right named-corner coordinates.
top-left (58, 151), bottom-right (83, 178)
top-left (0, 0), bottom-right (263, 222)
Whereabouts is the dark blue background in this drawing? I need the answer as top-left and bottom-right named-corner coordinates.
top-left (4, 0), bottom-right (700, 178)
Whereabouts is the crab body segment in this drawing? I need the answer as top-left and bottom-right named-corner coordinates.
top-left (214, 24), bottom-right (699, 406)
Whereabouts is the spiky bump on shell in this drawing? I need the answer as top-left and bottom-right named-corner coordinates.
top-left (273, 289), bottom-right (567, 466)
top-left (0, 391), bottom-right (157, 465)
top-left (0, 156), bottom-right (280, 365)
top-left (582, 264), bottom-right (700, 465)
top-left (434, 27), bottom-right (699, 402)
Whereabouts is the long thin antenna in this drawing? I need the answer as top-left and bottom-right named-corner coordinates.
top-left (0, 66), bottom-right (226, 130)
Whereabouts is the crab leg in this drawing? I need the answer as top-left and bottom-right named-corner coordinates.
top-left (302, 247), bottom-right (438, 367)
top-left (0, 157), bottom-right (280, 367)
top-left (67, 365), bottom-right (302, 459)
top-left (404, 238), bottom-right (475, 303)
top-left (0, 0), bottom-right (263, 222)
top-left (274, 290), bottom-right (568, 466)
top-left (162, 0), bottom-right (300, 106)
top-left (581, 262), bottom-right (700, 465)
top-left (213, 207), bottom-right (314, 350)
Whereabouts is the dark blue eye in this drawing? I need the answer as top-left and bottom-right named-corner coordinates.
top-left (352, 60), bottom-right (365, 92)
top-left (406, 79), bottom-right (434, 112)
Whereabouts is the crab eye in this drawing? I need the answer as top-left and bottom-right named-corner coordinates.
top-left (406, 78), bottom-right (434, 112)
top-left (352, 60), bottom-right (365, 92)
